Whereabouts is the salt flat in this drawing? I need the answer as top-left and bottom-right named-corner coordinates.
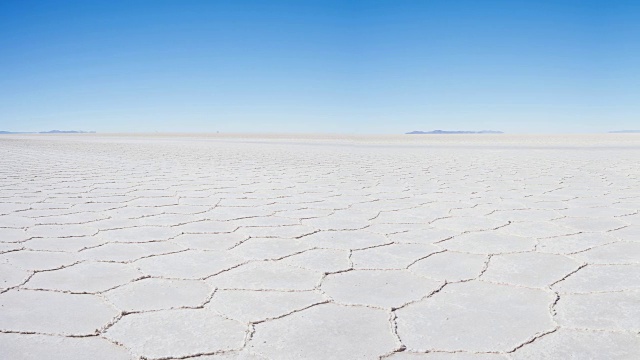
top-left (1, 134), bottom-right (639, 359)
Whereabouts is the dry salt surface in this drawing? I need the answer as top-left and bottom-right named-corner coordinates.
top-left (1, 133), bottom-right (640, 360)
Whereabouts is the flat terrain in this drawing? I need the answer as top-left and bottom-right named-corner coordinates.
top-left (1, 134), bottom-right (639, 359)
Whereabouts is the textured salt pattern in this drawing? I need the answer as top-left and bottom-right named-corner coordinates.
top-left (0, 134), bottom-right (639, 359)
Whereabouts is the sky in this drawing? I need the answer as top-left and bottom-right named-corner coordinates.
top-left (0, 0), bottom-right (638, 134)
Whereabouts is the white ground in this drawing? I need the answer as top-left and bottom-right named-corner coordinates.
top-left (0, 134), bottom-right (639, 360)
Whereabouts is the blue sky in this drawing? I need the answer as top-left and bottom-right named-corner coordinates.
top-left (0, 0), bottom-right (638, 133)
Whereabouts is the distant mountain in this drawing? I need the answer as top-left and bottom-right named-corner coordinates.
top-left (609, 130), bottom-right (640, 133)
top-left (0, 130), bottom-right (95, 134)
top-left (406, 130), bottom-right (504, 134)
top-left (39, 130), bottom-right (95, 134)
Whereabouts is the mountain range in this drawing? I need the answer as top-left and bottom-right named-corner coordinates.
top-left (0, 130), bottom-right (95, 134)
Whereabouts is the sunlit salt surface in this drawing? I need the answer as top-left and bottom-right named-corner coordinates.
top-left (1, 134), bottom-right (639, 359)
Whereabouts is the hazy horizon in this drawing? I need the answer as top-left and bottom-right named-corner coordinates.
top-left (2, 130), bottom-right (640, 136)
top-left (1, 1), bottom-right (638, 133)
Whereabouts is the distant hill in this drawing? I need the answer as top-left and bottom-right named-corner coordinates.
top-left (406, 130), bottom-right (504, 134)
top-left (0, 130), bottom-right (95, 134)
top-left (39, 130), bottom-right (96, 134)
top-left (609, 130), bottom-right (640, 133)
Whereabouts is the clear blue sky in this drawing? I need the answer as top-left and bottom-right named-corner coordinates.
top-left (0, 0), bottom-right (638, 133)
